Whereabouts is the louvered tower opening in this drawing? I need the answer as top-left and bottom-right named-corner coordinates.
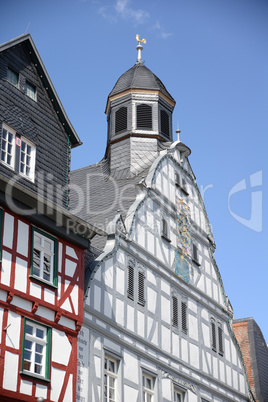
top-left (136, 104), bottom-right (152, 130)
top-left (211, 320), bottom-right (217, 352)
top-left (160, 109), bottom-right (170, 137)
top-left (218, 326), bottom-right (224, 356)
top-left (115, 107), bottom-right (127, 133)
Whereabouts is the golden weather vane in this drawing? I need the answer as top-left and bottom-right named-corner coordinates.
top-left (136, 34), bottom-right (146, 45)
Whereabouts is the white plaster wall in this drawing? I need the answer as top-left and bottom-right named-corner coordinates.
top-left (52, 329), bottom-right (71, 366)
top-left (6, 310), bottom-right (21, 349)
top-left (17, 220), bottom-right (29, 257)
top-left (3, 351), bottom-right (18, 391)
top-left (20, 379), bottom-right (32, 395)
top-left (63, 374), bottom-right (73, 402)
top-left (3, 213), bottom-right (14, 249)
top-left (14, 257), bottom-right (27, 293)
top-left (51, 367), bottom-right (65, 401)
top-left (1, 250), bottom-right (12, 286)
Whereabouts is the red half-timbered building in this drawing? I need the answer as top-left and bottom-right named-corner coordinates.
top-left (0, 34), bottom-right (104, 401)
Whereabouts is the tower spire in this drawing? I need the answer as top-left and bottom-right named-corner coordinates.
top-left (136, 34), bottom-right (146, 62)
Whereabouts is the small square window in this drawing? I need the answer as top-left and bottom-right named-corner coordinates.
top-left (7, 67), bottom-right (19, 88)
top-left (21, 319), bottom-right (51, 380)
top-left (31, 227), bottom-right (58, 287)
top-left (26, 81), bottom-right (37, 101)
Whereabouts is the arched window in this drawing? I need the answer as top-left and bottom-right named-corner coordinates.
top-left (115, 107), bottom-right (127, 133)
top-left (136, 104), bottom-right (152, 130)
top-left (160, 109), bottom-right (170, 137)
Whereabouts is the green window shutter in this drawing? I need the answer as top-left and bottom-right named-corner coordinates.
top-left (46, 326), bottom-right (52, 380)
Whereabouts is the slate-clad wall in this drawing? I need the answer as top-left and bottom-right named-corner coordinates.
top-left (0, 42), bottom-right (69, 207)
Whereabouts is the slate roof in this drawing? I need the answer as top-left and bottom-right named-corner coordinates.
top-left (0, 34), bottom-right (81, 147)
top-left (70, 158), bottom-right (151, 250)
top-left (109, 61), bottom-right (175, 102)
top-left (233, 318), bottom-right (268, 402)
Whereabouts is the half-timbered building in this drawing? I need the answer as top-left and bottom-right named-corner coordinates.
top-left (71, 39), bottom-right (255, 401)
top-left (0, 34), bottom-right (104, 402)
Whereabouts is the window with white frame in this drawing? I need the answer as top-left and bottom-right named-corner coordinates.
top-left (31, 227), bottom-right (58, 286)
top-left (174, 386), bottom-right (185, 401)
top-left (0, 124), bottom-right (36, 181)
top-left (26, 80), bottom-right (37, 101)
top-left (142, 371), bottom-right (155, 402)
top-left (21, 319), bottom-right (51, 380)
top-left (104, 354), bottom-right (119, 402)
top-left (7, 67), bottom-right (19, 88)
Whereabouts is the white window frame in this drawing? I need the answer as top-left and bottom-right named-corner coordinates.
top-left (104, 354), bottom-right (119, 402)
top-left (142, 371), bottom-right (155, 402)
top-left (174, 385), bottom-right (186, 401)
top-left (1, 124), bottom-right (36, 182)
top-left (7, 67), bottom-right (19, 88)
top-left (31, 227), bottom-right (57, 286)
top-left (22, 319), bottom-right (50, 380)
top-left (26, 80), bottom-right (37, 101)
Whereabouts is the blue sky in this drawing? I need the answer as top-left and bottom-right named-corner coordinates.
top-left (1, 0), bottom-right (268, 342)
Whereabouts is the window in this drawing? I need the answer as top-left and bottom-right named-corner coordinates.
top-left (137, 104), bottom-right (152, 130)
top-left (161, 217), bottom-right (171, 242)
top-left (211, 318), bottom-right (224, 356)
top-left (115, 107), bottom-right (127, 133)
top-left (0, 124), bottom-right (36, 181)
top-left (21, 319), bottom-right (51, 380)
top-left (7, 67), bottom-right (19, 88)
top-left (31, 227), bottom-right (58, 286)
top-left (174, 386), bottom-right (185, 401)
top-left (104, 355), bottom-right (119, 402)
top-left (160, 109), bottom-right (169, 137)
top-left (127, 261), bottom-right (146, 306)
top-left (174, 172), bottom-right (189, 195)
top-left (127, 263), bottom-right (134, 300)
top-left (26, 80), bottom-right (37, 101)
top-left (181, 301), bottom-right (188, 334)
top-left (138, 270), bottom-right (145, 306)
top-left (192, 243), bottom-right (200, 265)
top-left (172, 295), bottom-right (178, 328)
top-left (142, 372), bottom-right (155, 402)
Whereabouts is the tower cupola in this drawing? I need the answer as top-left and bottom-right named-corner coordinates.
top-left (105, 36), bottom-right (176, 177)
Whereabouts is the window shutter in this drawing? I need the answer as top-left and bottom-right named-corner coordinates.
top-left (218, 326), bottom-right (224, 356)
top-left (181, 301), bottom-right (187, 334)
top-left (138, 271), bottom-right (145, 305)
top-left (160, 110), bottom-right (169, 137)
top-left (115, 107), bottom-right (127, 133)
top-left (127, 265), bottom-right (134, 300)
top-left (193, 244), bottom-right (198, 262)
top-left (172, 296), bottom-right (178, 327)
top-left (137, 104), bottom-right (152, 130)
top-left (162, 218), bottom-right (168, 238)
top-left (211, 320), bottom-right (217, 351)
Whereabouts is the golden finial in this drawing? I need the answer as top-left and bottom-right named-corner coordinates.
top-left (136, 34), bottom-right (146, 62)
top-left (136, 34), bottom-right (146, 45)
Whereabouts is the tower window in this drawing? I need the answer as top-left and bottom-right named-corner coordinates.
top-left (138, 270), bottom-right (145, 306)
top-left (160, 109), bottom-right (170, 137)
top-left (136, 104), bottom-right (152, 130)
top-left (172, 295), bottom-right (178, 328)
top-left (115, 107), bottom-right (127, 133)
top-left (127, 264), bottom-right (134, 300)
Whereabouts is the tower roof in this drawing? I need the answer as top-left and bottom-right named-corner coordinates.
top-left (108, 61), bottom-right (175, 103)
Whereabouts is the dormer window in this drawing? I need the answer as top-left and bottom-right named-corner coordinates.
top-left (115, 106), bottom-right (127, 133)
top-left (160, 109), bottom-right (170, 137)
top-left (26, 80), bottom-right (37, 101)
top-left (7, 67), bottom-right (19, 88)
top-left (136, 104), bottom-right (152, 130)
